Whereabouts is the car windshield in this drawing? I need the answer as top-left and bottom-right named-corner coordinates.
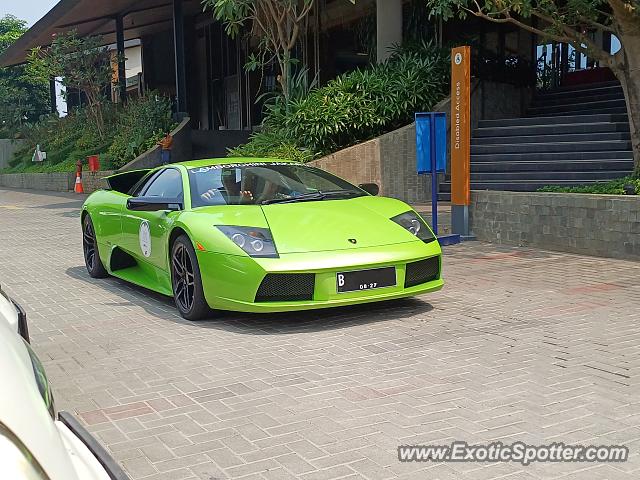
top-left (188, 162), bottom-right (365, 207)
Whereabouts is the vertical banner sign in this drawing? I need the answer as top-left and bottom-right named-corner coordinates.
top-left (450, 46), bottom-right (471, 237)
top-left (450, 46), bottom-right (471, 207)
top-left (415, 112), bottom-right (447, 235)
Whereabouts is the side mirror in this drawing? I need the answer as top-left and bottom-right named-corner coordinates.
top-left (358, 183), bottom-right (379, 196)
top-left (127, 197), bottom-right (182, 212)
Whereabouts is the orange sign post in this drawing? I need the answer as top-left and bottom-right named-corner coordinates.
top-left (450, 46), bottom-right (471, 236)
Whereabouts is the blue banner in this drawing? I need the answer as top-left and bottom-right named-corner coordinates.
top-left (415, 112), bottom-right (447, 174)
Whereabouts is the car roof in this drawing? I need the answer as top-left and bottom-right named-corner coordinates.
top-left (176, 157), bottom-right (297, 169)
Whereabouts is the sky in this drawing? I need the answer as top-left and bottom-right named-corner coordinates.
top-left (2, 0), bottom-right (59, 26)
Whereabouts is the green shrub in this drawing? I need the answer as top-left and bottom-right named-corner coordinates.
top-left (232, 42), bottom-right (449, 161)
top-left (230, 130), bottom-right (315, 163)
top-left (538, 177), bottom-right (640, 195)
top-left (108, 94), bottom-right (174, 169)
top-left (3, 93), bottom-right (174, 173)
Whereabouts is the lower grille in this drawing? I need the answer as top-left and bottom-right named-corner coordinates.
top-left (255, 273), bottom-right (315, 302)
top-left (404, 256), bottom-right (440, 288)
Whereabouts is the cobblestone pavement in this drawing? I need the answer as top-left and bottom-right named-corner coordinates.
top-left (1, 188), bottom-right (639, 480)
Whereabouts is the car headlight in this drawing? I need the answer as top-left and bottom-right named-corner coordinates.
top-left (217, 226), bottom-right (278, 258)
top-left (391, 211), bottom-right (436, 243)
top-left (24, 341), bottom-right (55, 419)
top-left (0, 423), bottom-right (51, 480)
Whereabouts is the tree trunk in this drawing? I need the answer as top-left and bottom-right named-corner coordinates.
top-left (610, 6), bottom-right (640, 175)
top-left (279, 49), bottom-right (291, 103)
top-left (617, 68), bottom-right (640, 175)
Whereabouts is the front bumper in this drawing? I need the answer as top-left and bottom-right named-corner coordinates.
top-left (198, 240), bottom-right (443, 313)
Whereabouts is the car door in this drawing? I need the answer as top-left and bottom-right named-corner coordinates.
top-left (94, 169), bottom-right (153, 250)
top-left (120, 167), bottom-right (185, 274)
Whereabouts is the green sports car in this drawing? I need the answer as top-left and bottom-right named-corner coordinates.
top-left (81, 158), bottom-right (443, 320)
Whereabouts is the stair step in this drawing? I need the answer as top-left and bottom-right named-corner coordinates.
top-left (544, 80), bottom-right (621, 93)
top-left (474, 122), bottom-right (630, 138)
top-left (478, 113), bottom-right (628, 128)
top-left (535, 85), bottom-right (623, 101)
top-left (471, 140), bottom-right (631, 155)
top-left (472, 131), bottom-right (630, 145)
top-left (439, 178), bottom-right (624, 193)
top-left (528, 107), bottom-right (628, 117)
top-left (443, 81), bottom-right (633, 195)
top-left (471, 150), bottom-right (633, 162)
top-left (531, 92), bottom-right (624, 107)
top-left (470, 170), bottom-right (631, 181)
top-left (527, 99), bottom-right (627, 115)
top-left (471, 159), bottom-right (634, 173)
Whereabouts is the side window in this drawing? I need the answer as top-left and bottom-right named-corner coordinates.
top-left (129, 171), bottom-right (157, 196)
top-left (141, 168), bottom-right (184, 199)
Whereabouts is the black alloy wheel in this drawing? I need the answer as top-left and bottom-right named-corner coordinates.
top-left (82, 214), bottom-right (108, 278)
top-left (171, 235), bottom-right (210, 320)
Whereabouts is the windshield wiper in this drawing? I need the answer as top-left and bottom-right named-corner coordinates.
top-left (261, 190), bottom-right (362, 205)
top-left (261, 192), bottom-right (325, 205)
top-left (320, 189), bottom-right (363, 198)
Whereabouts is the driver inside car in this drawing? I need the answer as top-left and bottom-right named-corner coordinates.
top-left (200, 168), bottom-right (254, 204)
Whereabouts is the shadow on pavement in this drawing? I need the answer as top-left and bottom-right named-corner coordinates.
top-left (65, 265), bottom-right (433, 335)
top-left (28, 200), bottom-right (85, 210)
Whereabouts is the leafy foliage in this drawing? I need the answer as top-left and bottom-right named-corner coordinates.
top-left (538, 177), bottom-right (640, 195)
top-left (201, 0), bottom-right (321, 100)
top-left (230, 129), bottom-right (315, 163)
top-left (230, 42), bottom-right (449, 160)
top-left (28, 31), bottom-right (114, 137)
top-left (0, 15), bottom-right (50, 135)
top-left (108, 95), bottom-right (175, 169)
top-left (5, 94), bottom-right (174, 173)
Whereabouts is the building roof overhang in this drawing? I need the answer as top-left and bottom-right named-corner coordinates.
top-left (0, 0), bottom-right (200, 67)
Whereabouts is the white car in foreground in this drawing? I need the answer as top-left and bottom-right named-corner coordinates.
top-left (0, 286), bottom-right (129, 480)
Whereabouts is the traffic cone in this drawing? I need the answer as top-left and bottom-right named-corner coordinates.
top-left (74, 171), bottom-right (84, 194)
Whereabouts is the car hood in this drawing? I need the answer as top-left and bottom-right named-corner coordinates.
top-left (261, 196), bottom-right (420, 254)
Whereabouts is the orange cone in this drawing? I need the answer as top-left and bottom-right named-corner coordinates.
top-left (74, 171), bottom-right (84, 193)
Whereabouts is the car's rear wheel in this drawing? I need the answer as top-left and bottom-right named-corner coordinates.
top-left (171, 235), bottom-right (210, 320)
top-left (82, 214), bottom-right (108, 278)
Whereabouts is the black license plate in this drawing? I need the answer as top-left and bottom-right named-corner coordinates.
top-left (336, 266), bottom-right (396, 293)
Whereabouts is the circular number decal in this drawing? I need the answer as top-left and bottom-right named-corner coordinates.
top-left (139, 221), bottom-right (151, 257)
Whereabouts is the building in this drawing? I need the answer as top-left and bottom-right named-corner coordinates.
top-left (1, 0), bottom-right (632, 189)
top-left (0, 1), bottom-right (529, 141)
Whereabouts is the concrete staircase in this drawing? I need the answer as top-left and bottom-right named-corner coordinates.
top-left (439, 81), bottom-right (633, 199)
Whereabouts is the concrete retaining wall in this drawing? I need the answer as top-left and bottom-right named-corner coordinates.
top-left (470, 190), bottom-right (640, 260)
top-left (0, 172), bottom-right (74, 192)
top-left (310, 123), bottom-right (435, 204)
top-left (81, 170), bottom-right (115, 193)
top-left (0, 170), bottom-right (114, 194)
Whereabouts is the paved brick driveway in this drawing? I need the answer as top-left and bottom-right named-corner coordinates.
top-left (1, 187), bottom-right (639, 480)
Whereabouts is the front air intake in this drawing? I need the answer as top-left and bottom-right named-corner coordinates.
top-left (255, 273), bottom-right (315, 302)
top-left (404, 256), bottom-right (440, 288)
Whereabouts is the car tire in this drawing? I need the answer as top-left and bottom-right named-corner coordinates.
top-left (171, 235), bottom-right (210, 320)
top-left (82, 214), bottom-right (108, 278)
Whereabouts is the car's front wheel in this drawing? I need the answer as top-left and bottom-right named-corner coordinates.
top-left (82, 214), bottom-right (108, 278)
top-left (171, 235), bottom-right (210, 320)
